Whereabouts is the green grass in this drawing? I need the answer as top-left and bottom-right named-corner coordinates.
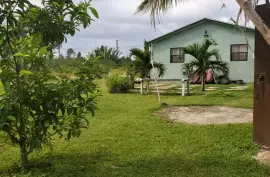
top-left (0, 80), bottom-right (269, 176)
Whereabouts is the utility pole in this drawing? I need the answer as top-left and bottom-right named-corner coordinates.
top-left (116, 40), bottom-right (119, 51)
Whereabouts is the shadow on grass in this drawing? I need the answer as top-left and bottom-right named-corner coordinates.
top-left (2, 152), bottom-right (269, 177)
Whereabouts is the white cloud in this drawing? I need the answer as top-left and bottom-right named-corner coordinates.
top-left (29, 0), bottom-right (249, 56)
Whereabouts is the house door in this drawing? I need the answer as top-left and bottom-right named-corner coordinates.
top-left (254, 4), bottom-right (270, 147)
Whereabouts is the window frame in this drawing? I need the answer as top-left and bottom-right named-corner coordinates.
top-left (230, 44), bottom-right (248, 61)
top-left (170, 47), bottom-right (185, 63)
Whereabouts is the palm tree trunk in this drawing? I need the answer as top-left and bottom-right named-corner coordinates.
top-left (201, 72), bottom-right (205, 91)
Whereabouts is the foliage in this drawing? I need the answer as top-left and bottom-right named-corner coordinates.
top-left (66, 48), bottom-right (76, 59)
top-left (130, 40), bottom-right (166, 78)
top-left (181, 38), bottom-right (229, 91)
top-left (0, 0), bottom-right (99, 168)
top-left (106, 75), bottom-right (131, 93)
top-left (90, 45), bottom-right (122, 63)
top-left (77, 52), bottom-right (82, 59)
top-left (117, 56), bottom-right (132, 67)
top-left (18, 0), bottom-right (99, 48)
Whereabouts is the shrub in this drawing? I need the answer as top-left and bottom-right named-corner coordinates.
top-left (106, 75), bottom-right (131, 93)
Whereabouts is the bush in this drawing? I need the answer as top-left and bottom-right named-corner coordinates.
top-left (106, 75), bottom-right (131, 93)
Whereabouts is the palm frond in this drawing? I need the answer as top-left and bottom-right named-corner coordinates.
top-left (181, 60), bottom-right (199, 76)
top-left (153, 62), bottom-right (166, 77)
top-left (205, 49), bottom-right (221, 61)
top-left (135, 0), bottom-right (186, 27)
top-left (183, 43), bottom-right (200, 59)
top-left (201, 38), bottom-right (217, 52)
top-left (130, 48), bottom-right (145, 61)
top-left (210, 60), bottom-right (230, 77)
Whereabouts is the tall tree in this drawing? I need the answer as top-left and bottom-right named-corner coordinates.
top-left (67, 48), bottom-right (76, 58)
top-left (0, 0), bottom-right (100, 168)
top-left (181, 39), bottom-right (229, 91)
top-left (136, 0), bottom-right (270, 47)
top-left (77, 51), bottom-right (82, 58)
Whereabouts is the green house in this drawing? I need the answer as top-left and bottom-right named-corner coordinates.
top-left (148, 18), bottom-right (255, 83)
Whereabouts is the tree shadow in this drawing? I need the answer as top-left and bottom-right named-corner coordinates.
top-left (2, 151), bottom-right (269, 177)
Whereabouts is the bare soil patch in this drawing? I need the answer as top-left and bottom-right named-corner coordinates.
top-left (255, 149), bottom-right (270, 166)
top-left (155, 106), bottom-right (252, 124)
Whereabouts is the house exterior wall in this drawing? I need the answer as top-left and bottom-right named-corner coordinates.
top-left (151, 21), bottom-right (255, 83)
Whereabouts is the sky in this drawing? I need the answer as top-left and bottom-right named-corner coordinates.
top-left (30, 0), bottom-right (253, 57)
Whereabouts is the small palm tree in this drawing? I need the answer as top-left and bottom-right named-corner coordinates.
top-left (130, 40), bottom-right (166, 79)
top-left (181, 39), bottom-right (229, 91)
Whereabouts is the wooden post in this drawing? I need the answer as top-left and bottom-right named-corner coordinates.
top-left (182, 79), bottom-right (185, 96)
top-left (140, 80), bottom-right (144, 94)
top-left (146, 81), bottom-right (150, 93)
top-left (187, 79), bottom-right (190, 95)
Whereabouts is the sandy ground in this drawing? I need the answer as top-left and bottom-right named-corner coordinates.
top-left (255, 149), bottom-right (270, 166)
top-left (225, 86), bottom-right (249, 91)
top-left (155, 106), bottom-right (252, 125)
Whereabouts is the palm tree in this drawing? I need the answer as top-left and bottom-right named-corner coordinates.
top-left (181, 39), bottom-right (229, 91)
top-left (130, 40), bottom-right (166, 79)
top-left (90, 45), bottom-right (122, 62)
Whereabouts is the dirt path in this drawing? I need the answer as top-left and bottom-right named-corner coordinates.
top-left (155, 106), bottom-right (252, 124)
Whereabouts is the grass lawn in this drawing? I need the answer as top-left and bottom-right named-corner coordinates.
top-left (0, 80), bottom-right (270, 176)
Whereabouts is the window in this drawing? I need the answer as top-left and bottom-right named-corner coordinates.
top-left (170, 48), bottom-right (185, 63)
top-left (231, 44), bottom-right (248, 61)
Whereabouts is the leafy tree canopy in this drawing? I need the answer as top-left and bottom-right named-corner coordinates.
top-left (0, 0), bottom-right (100, 168)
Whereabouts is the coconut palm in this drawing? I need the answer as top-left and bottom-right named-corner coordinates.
top-left (90, 45), bottom-right (122, 62)
top-left (181, 38), bottom-right (229, 91)
top-left (130, 40), bottom-right (166, 79)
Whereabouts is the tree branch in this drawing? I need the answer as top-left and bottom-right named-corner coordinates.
top-left (236, 0), bottom-right (270, 46)
top-left (230, 18), bottom-right (255, 54)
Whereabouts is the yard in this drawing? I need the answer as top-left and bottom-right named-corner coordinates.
top-left (0, 80), bottom-right (270, 176)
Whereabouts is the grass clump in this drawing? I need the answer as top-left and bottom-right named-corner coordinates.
top-left (106, 75), bottom-right (130, 93)
top-left (206, 90), bottom-right (241, 99)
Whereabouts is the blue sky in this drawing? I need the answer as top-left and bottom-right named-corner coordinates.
top-left (30, 0), bottom-right (253, 57)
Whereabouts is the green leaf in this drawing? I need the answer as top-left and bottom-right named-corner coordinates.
top-left (20, 70), bottom-right (34, 76)
top-left (39, 46), bottom-right (48, 56)
top-left (89, 7), bottom-right (99, 18)
top-left (52, 2), bottom-right (60, 7)
top-left (14, 53), bottom-right (30, 57)
top-left (7, 116), bottom-right (16, 121)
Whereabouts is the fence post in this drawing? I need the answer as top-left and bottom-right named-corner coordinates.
top-left (140, 80), bottom-right (144, 94)
top-left (146, 81), bottom-right (150, 93)
top-left (187, 79), bottom-right (190, 95)
top-left (182, 79), bottom-right (185, 96)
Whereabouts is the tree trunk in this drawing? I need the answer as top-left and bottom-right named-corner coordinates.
top-left (130, 75), bottom-right (135, 89)
top-left (201, 73), bottom-right (205, 91)
top-left (236, 0), bottom-right (270, 47)
top-left (20, 143), bottom-right (29, 168)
